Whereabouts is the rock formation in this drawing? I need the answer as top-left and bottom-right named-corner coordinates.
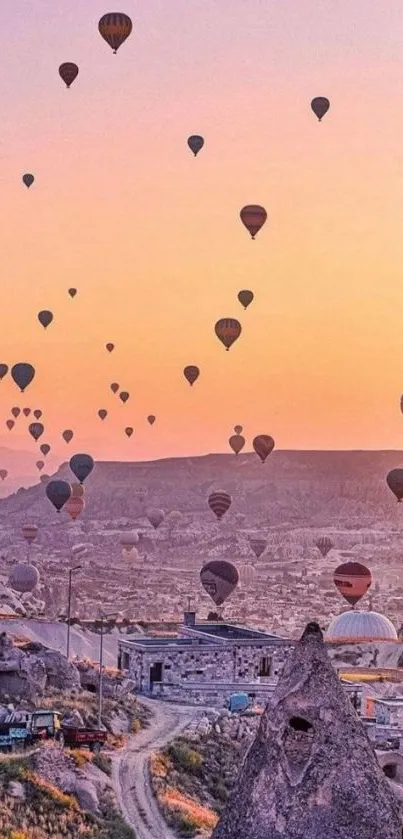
top-left (0, 632), bottom-right (80, 700)
top-left (212, 621), bottom-right (402, 839)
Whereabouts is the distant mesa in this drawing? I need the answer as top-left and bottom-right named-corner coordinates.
top-left (326, 610), bottom-right (398, 644)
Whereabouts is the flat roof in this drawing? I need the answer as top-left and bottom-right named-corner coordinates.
top-left (189, 623), bottom-right (284, 641)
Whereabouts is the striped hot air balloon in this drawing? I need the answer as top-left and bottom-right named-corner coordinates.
top-left (316, 536), bottom-right (333, 558)
top-left (98, 13), bottom-right (133, 53)
top-left (207, 490), bottom-right (232, 520)
top-left (333, 562), bottom-right (372, 607)
top-left (215, 319), bottom-right (242, 351)
top-left (253, 435), bottom-right (275, 463)
top-left (200, 560), bottom-right (239, 606)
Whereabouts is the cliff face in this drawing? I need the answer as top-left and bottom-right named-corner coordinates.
top-left (212, 622), bottom-right (402, 839)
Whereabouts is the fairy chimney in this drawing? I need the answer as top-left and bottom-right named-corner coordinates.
top-left (212, 621), bottom-right (402, 839)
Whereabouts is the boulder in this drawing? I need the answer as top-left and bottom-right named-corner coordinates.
top-left (35, 649), bottom-right (80, 690)
top-left (7, 781), bottom-right (26, 800)
top-left (72, 779), bottom-right (100, 814)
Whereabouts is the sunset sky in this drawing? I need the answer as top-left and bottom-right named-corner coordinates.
top-left (1, 0), bottom-right (403, 468)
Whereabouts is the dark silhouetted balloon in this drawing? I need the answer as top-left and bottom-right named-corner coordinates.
top-left (11, 408), bottom-right (20, 419)
top-left (240, 205), bottom-right (267, 239)
top-left (68, 288), bottom-right (77, 298)
top-left (33, 410), bottom-right (42, 420)
top-left (0, 470), bottom-right (7, 481)
top-left (106, 343), bottom-right (114, 353)
top-left (187, 135), bottom-right (204, 156)
top-left (147, 415), bottom-right (156, 425)
top-left (0, 365), bottom-right (8, 380)
top-left (111, 382), bottom-right (119, 394)
top-left (98, 13), bottom-right (133, 53)
top-left (316, 536), bottom-right (333, 558)
top-left (62, 429), bottom-right (74, 444)
top-left (234, 425), bottom-right (243, 435)
top-left (237, 290), bottom-right (254, 309)
top-left (250, 537), bottom-right (266, 559)
top-left (311, 97), bottom-right (330, 121)
top-left (69, 453), bottom-right (94, 484)
top-left (36, 460), bottom-right (44, 471)
top-left (98, 409), bottom-right (108, 420)
top-left (147, 509), bottom-right (164, 529)
top-left (9, 563), bottom-right (39, 593)
top-left (215, 319), bottom-right (242, 351)
top-left (46, 479), bottom-right (72, 512)
top-left (38, 310), bottom-right (53, 329)
top-left (22, 174), bottom-right (34, 188)
top-left (229, 434), bottom-right (245, 455)
top-left (333, 561), bottom-right (372, 606)
top-left (386, 468), bottom-right (403, 502)
top-left (184, 366), bottom-right (200, 386)
top-left (11, 363), bottom-right (35, 392)
top-left (200, 560), bottom-right (239, 606)
top-left (125, 427), bottom-right (133, 437)
top-left (22, 408), bottom-right (31, 417)
top-left (59, 62), bottom-right (79, 88)
top-left (253, 435), bottom-right (275, 463)
top-left (208, 490), bottom-right (232, 520)
top-left (6, 420), bottom-right (14, 431)
top-left (40, 443), bottom-right (50, 456)
top-left (29, 422), bottom-right (44, 441)
top-left (120, 391), bottom-right (129, 403)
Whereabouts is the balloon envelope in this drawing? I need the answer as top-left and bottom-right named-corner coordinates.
top-left (106, 343), bottom-right (114, 353)
top-left (187, 135), bottom-right (204, 156)
top-left (234, 425), bottom-right (243, 435)
top-left (237, 290), bottom-right (254, 309)
top-left (62, 430), bottom-right (74, 444)
top-left (311, 97), bottom-right (330, 121)
top-left (250, 537), bottom-right (267, 559)
top-left (36, 460), bottom-right (45, 471)
top-left (120, 391), bottom-right (129, 403)
top-left (240, 205), bottom-right (267, 239)
top-left (316, 536), bottom-right (333, 558)
top-left (111, 383), bottom-right (119, 394)
top-left (33, 410), bottom-right (42, 420)
top-left (68, 288), bottom-right (77, 298)
top-left (0, 470), bottom-right (7, 480)
top-left (71, 482), bottom-right (85, 499)
top-left (253, 435), bottom-right (275, 464)
top-left (59, 62), bottom-right (79, 88)
top-left (0, 365), bottom-right (8, 380)
top-left (65, 495), bottom-right (85, 521)
top-left (29, 422), bottom-right (44, 441)
top-left (147, 509), bottom-right (164, 529)
top-left (125, 427), bottom-right (134, 437)
top-left (69, 453), bottom-right (94, 484)
top-left (22, 174), bottom-right (34, 188)
top-left (22, 408), bottom-right (31, 417)
top-left (208, 490), bottom-right (232, 520)
top-left (229, 434), bottom-right (245, 455)
top-left (184, 366), bottom-right (200, 386)
top-left (120, 532), bottom-right (138, 548)
top-left (40, 443), bottom-right (50, 456)
top-left (6, 420), bottom-right (14, 431)
top-left (98, 12), bottom-right (133, 52)
top-left (147, 415), bottom-right (156, 425)
top-left (38, 310), bottom-right (53, 329)
top-left (22, 524), bottom-right (38, 544)
top-left (98, 409), bottom-right (108, 420)
top-left (11, 363), bottom-right (35, 392)
top-left (46, 479), bottom-right (71, 512)
top-left (214, 319), bottom-right (242, 351)
top-left (200, 560), bottom-right (239, 606)
top-left (9, 563), bottom-right (39, 593)
top-left (11, 408), bottom-right (20, 419)
top-left (333, 561), bottom-right (372, 606)
top-left (386, 468), bottom-right (403, 502)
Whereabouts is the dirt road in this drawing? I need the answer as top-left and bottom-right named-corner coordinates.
top-left (112, 697), bottom-right (207, 839)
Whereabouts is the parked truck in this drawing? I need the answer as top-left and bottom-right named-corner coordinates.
top-left (0, 710), bottom-right (107, 754)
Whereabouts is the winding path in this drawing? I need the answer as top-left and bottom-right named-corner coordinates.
top-left (112, 697), bottom-right (207, 839)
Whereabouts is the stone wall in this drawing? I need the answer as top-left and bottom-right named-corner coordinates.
top-left (148, 680), bottom-right (277, 707)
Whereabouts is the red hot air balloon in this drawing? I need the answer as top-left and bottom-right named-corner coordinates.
top-left (207, 490), bottom-right (232, 520)
top-left (229, 434), bottom-right (245, 455)
top-left (36, 460), bottom-right (45, 471)
top-left (62, 429), bottom-right (74, 443)
top-left (6, 420), bottom-right (14, 431)
top-left (200, 560), bottom-right (239, 606)
top-left (234, 425), bottom-right (243, 435)
top-left (316, 536), bottom-right (333, 558)
top-left (40, 443), bottom-right (50, 456)
top-left (386, 469), bottom-right (403, 502)
top-left (22, 408), bottom-right (31, 417)
top-left (237, 290), bottom-right (254, 310)
top-left (253, 435), bottom-right (275, 463)
top-left (98, 409), bottom-right (108, 420)
top-left (120, 391), bottom-right (129, 403)
top-left (98, 13), bottom-right (133, 53)
top-left (33, 410), bottom-right (42, 420)
top-left (59, 62), bottom-right (79, 88)
top-left (111, 382), bottom-right (119, 394)
top-left (311, 97), bottom-right (330, 121)
top-left (65, 495), bottom-right (85, 521)
top-left (0, 470), bottom-right (8, 481)
top-left (187, 135), bottom-right (204, 156)
top-left (147, 415), bottom-right (156, 425)
top-left (125, 427), bottom-right (134, 437)
top-left (68, 288), bottom-right (77, 298)
top-left (333, 562), bottom-right (372, 607)
top-left (240, 206), bottom-right (267, 239)
top-left (106, 343), bottom-right (114, 353)
top-left (184, 366), bottom-right (200, 386)
top-left (11, 408), bottom-right (20, 419)
top-left (215, 319), bottom-right (242, 351)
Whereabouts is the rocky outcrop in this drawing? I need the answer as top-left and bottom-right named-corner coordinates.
top-left (212, 622), bottom-right (402, 839)
top-left (0, 633), bottom-right (79, 700)
top-left (36, 649), bottom-right (80, 690)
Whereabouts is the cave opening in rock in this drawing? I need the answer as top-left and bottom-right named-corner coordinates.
top-left (289, 716), bottom-right (313, 733)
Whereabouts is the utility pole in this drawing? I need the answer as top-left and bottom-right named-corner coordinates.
top-left (98, 611), bottom-right (119, 729)
top-left (66, 565), bottom-right (82, 660)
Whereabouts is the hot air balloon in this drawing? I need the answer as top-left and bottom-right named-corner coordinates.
top-left (187, 135), bottom-right (204, 156)
top-left (22, 174), bottom-right (34, 188)
top-left (38, 310), bottom-right (53, 329)
top-left (311, 97), bottom-right (330, 121)
top-left (234, 425), bottom-right (243, 435)
top-left (120, 391), bottom-right (129, 403)
top-left (147, 509), bottom-right (165, 529)
top-left (98, 409), bottom-right (108, 421)
top-left (69, 453), bottom-right (94, 484)
top-left (11, 363), bottom-right (35, 392)
top-left (40, 474), bottom-right (49, 484)
top-left (62, 430), bottom-right (74, 444)
top-left (253, 435), bottom-right (275, 464)
top-left (120, 532), bottom-right (138, 549)
top-left (59, 62), bottom-right (79, 88)
top-left (333, 562), bottom-right (372, 607)
top-left (184, 366), bottom-right (200, 386)
top-left (240, 205), bottom-right (267, 239)
top-left (6, 420), bottom-right (14, 431)
top-left (207, 490), bottom-right (232, 520)
top-left (33, 410), bottom-right (42, 420)
top-left (200, 560), bottom-right (239, 606)
top-left (111, 382), bottom-right (119, 394)
top-left (22, 408), bottom-right (31, 417)
top-left (11, 408), bottom-right (20, 419)
top-left (9, 563), bottom-right (39, 593)
top-left (237, 290), bottom-right (254, 310)
top-left (0, 365), bottom-right (8, 380)
top-left (106, 343), bottom-right (114, 353)
top-left (40, 443), bottom-right (50, 456)
top-left (46, 479), bottom-right (71, 512)
top-left (65, 495), bottom-right (85, 521)
top-left (36, 460), bottom-right (45, 471)
top-left (29, 422), bottom-right (44, 441)
top-left (68, 288), bottom-right (77, 298)
top-left (250, 537), bottom-right (266, 559)
top-left (229, 434), bottom-right (245, 455)
top-left (386, 469), bottom-right (403, 502)
top-left (22, 524), bottom-right (38, 544)
top-left (125, 427), bottom-right (134, 438)
top-left (0, 470), bottom-right (8, 481)
top-left (147, 415), bottom-right (156, 425)
top-left (98, 13), bottom-right (133, 53)
top-left (316, 536), bottom-right (333, 558)
top-left (239, 563), bottom-right (256, 585)
top-left (214, 319), bottom-right (242, 351)
top-left (71, 482), bottom-right (85, 499)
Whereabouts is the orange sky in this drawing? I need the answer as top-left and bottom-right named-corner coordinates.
top-left (1, 0), bottom-right (403, 467)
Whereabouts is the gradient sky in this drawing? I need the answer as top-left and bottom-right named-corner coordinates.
top-left (1, 0), bottom-right (403, 467)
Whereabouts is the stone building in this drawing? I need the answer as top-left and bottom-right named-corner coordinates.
top-left (117, 611), bottom-right (292, 706)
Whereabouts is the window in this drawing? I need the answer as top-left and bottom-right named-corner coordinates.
top-left (258, 657), bottom-right (271, 677)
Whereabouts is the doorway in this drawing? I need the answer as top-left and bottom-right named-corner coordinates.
top-left (149, 662), bottom-right (163, 691)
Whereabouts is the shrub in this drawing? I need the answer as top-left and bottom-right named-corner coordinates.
top-left (131, 718), bottom-right (141, 734)
top-left (167, 741), bottom-right (202, 774)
